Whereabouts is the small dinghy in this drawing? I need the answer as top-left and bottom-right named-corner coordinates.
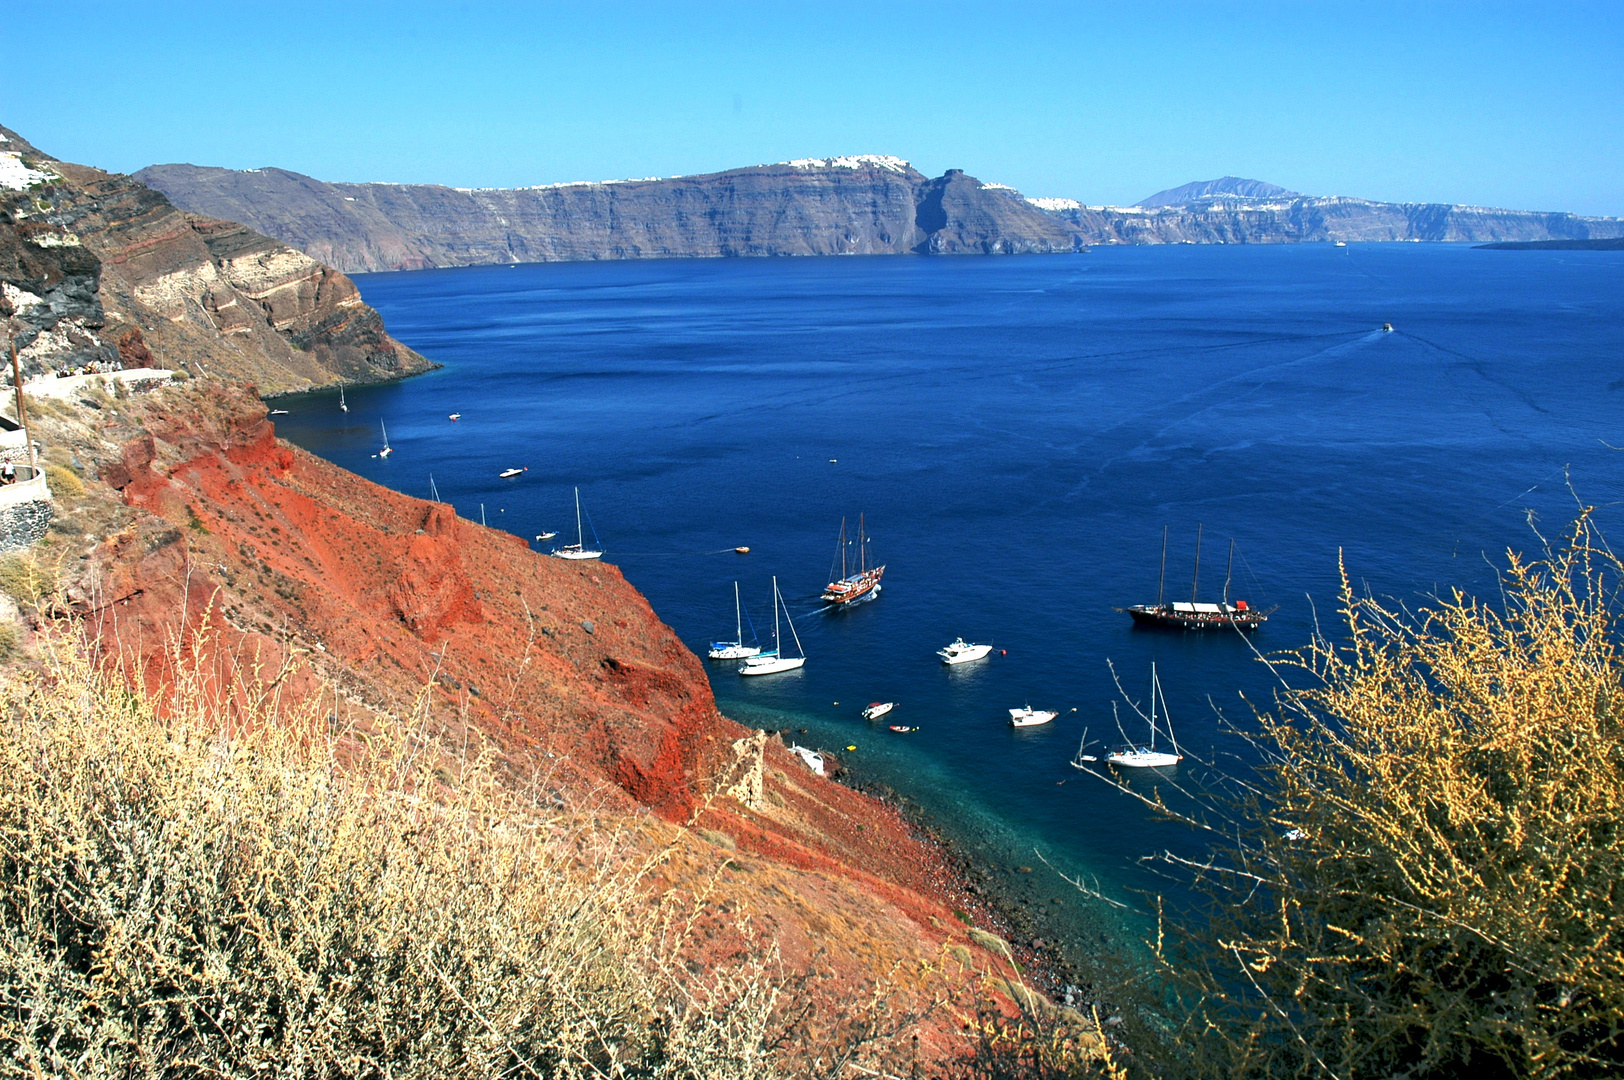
top-left (500, 467), bottom-right (527, 478)
top-left (1009, 705), bottom-right (1059, 728)
top-left (861, 702), bottom-right (895, 721)
top-left (888, 725), bottom-right (918, 733)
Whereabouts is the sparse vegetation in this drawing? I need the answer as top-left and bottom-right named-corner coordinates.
top-left (0, 553), bottom-right (56, 607)
top-left (1119, 514), bottom-right (1624, 1078)
top-left (0, 639), bottom-right (783, 1079)
top-left (43, 463), bottom-right (83, 498)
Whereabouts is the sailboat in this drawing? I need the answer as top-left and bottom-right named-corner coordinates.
top-left (339, 386), bottom-right (348, 413)
top-left (1107, 663), bottom-right (1182, 768)
top-left (1121, 525), bottom-right (1276, 630)
top-left (822, 514), bottom-right (885, 604)
top-left (377, 419), bottom-right (393, 458)
top-left (551, 487), bottom-right (603, 560)
top-left (739, 577), bottom-right (805, 675)
top-left (709, 582), bottom-right (762, 660)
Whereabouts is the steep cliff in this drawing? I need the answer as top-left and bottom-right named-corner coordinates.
top-left (1, 124), bottom-right (431, 391)
top-left (137, 157), bottom-right (1624, 271)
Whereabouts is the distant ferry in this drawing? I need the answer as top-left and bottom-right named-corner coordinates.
top-left (822, 514), bottom-right (884, 604)
top-left (1122, 525), bottom-right (1275, 631)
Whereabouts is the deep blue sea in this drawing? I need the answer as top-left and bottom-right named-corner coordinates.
top-left (274, 244), bottom-right (1624, 956)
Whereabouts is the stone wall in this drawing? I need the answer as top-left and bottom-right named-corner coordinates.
top-left (0, 470), bottom-right (52, 552)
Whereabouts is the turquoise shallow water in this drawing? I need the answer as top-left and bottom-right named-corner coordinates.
top-left (273, 244), bottom-right (1624, 954)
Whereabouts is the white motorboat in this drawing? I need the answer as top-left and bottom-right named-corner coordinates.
top-left (269, 408), bottom-right (288, 415)
top-left (938, 638), bottom-right (993, 665)
top-left (1106, 662), bottom-right (1183, 768)
top-left (1009, 706), bottom-right (1059, 728)
top-left (740, 577), bottom-right (805, 675)
top-left (377, 419), bottom-right (393, 458)
top-left (551, 487), bottom-right (603, 560)
top-left (861, 701), bottom-right (895, 721)
top-left (499, 467), bottom-right (527, 478)
top-left (449, 413), bottom-right (461, 420)
top-left (709, 582), bottom-right (763, 660)
top-left (535, 531), bottom-right (557, 541)
top-left (789, 745), bottom-right (825, 776)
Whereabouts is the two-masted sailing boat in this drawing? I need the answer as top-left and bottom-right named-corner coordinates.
top-left (1106, 662), bottom-right (1182, 768)
top-left (740, 577), bottom-right (805, 675)
top-left (1122, 525), bottom-right (1276, 630)
top-left (709, 582), bottom-right (762, 660)
top-left (550, 486), bottom-right (603, 560)
top-left (822, 514), bottom-right (885, 604)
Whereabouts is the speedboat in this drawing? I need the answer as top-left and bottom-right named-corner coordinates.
top-left (789, 745), bottom-right (826, 776)
top-left (938, 638), bottom-right (993, 665)
top-left (1009, 706), bottom-right (1059, 728)
top-left (535, 532), bottom-right (557, 541)
top-left (269, 408), bottom-right (289, 415)
top-left (888, 725), bottom-right (918, 733)
top-left (449, 413), bottom-right (461, 420)
top-left (861, 702), bottom-right (895, 721)
top-left (735, 546), bottom-right (750, 554)
top-left (499, 467), bottom-right (527, 478)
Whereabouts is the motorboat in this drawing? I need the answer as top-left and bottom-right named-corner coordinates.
top-left (735, 546), bottom-right (750, 554)
top-left (888, 725), bottom-right (918, 733)
top-left (1009, 706), bottom-right (1059, 728)
top-left (709, 582), bottom-right (763, 660)
top-left (861, 702), bottom-right (895, 721)
top-left (551, 487), bottom-right (604, 560)
top-left (739, 577), bottom-right (806, 675)
top-left (269, 408), bottom-right (288, 415)
top-left (449, 413), bottom-right (461, 420)
top-left (499, 467), bottom-right (527, 478)
top-left (938, 638), bottom-right (993, 665)
top-left (535, 531), bottom-right (557, 541)
top-left (1105, 662), bottom-right (1183, 768)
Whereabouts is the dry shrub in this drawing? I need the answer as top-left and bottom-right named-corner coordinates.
top-left (42, 463), bottom-right (83, 498)
top-left (0, 554), bottom-right (56, 607)
top-left (1140, 514), bottom-right (1624, 1079)
top-left (0, 639), bottom-right (780, 1079)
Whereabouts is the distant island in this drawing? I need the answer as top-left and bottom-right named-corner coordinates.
top-left (1475, 237), bottom-right (1624, 250)
top-left (133, 159), bottom-right (1624, 274)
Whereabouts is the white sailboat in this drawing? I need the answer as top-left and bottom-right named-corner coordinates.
top-left (938, 638), bottom-right (993, 665)
top-left (339, 386), bottom-right (348, 413)
top-left (709, 582), bottom-right (762, 660)
top-left (1107, 662), bottom-right (1182, 768)
top-left (377, 419), bottom-right (392, 458)
top-left (739, 577), bottom-right (805, 675)
top-left (551, 487), bottom-right (603, 560)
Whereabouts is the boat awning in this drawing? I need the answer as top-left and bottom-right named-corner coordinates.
top-left (1171, 602), bottom-right (1230, 613)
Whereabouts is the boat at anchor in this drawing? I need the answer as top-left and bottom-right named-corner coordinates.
top-left (1122, 525), bottom-right (1276, 630)
top-left (551, 487), bottom-right (603, 560)
top-left (709, 582), bottom-right (762, 660)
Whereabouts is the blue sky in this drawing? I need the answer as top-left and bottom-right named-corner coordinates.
top-left (5, 2), bottom-right (1621, 214)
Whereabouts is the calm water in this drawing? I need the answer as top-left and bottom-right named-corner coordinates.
top-left (275, 245), bottom-right (1624, 953)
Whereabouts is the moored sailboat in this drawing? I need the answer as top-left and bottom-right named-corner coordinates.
top-left (740, 577), bottom-right (806, 675)
top-left (377, 419), bottom-right (392, 458)
top-left (1106, 662), bottom-right (1182, 768)
top-left (822, 514), bottom-right (885, 604)
top-left (1122, 525), bottom-right (1276, 630)
top-left (709, 582), bottom-right (762, 660)
top-left (551, 487), bottom-right (603, 560)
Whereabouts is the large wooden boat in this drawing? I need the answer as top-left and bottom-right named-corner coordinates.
top-left (822, 514), bottom-right (884, 604)
top-left (1122, 525), bottom-right (1276, 631)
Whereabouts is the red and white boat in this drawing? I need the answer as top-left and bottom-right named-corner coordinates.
top-left (822, 514), bottom-right (885, 604)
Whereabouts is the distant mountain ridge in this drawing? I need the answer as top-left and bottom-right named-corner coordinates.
top-left (1137, 176), bottom-right (1299, 207)
top-left (133, 158), bottom-right (1624, 273)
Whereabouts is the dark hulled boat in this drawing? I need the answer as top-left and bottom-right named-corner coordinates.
top-left (1122, 525), bottom-right (1276, 631)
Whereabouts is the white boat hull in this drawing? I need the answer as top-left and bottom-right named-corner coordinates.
top-left (862, 702), bottom-right (895, 720)
top-left (740, 655), bottom-right (806, 676)
top-left (552, 548), bottom-right (603, 560)
top-left (1107, 749), bottom-right (1181, 768)
top-left (708, 643), bottom-right (762, 660)
top-left (1009, 708), bottom-right (1059, 727)
top-left (939, 641), bottom-right (993, 665)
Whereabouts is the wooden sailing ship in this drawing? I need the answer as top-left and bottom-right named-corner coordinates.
top-left (1122, 524), bottom-right (1276, 630)
top-left (822, 514), bottom-right (885, 604)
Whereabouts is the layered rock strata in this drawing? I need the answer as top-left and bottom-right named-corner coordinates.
top-left (136, 156), bottom-right (1624, 273)
top-left (1, 124), bottom-right (431, 392)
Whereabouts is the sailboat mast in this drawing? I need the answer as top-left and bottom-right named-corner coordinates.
top-left (1156, 525), bottom-right (1168, 607)
top-left (772, 575), bottom-right (782, 652)
top-left (858, 514), bottom-right (866, 575)
top-left (1190, 523), bottom-right (1203, 605)
top-left (781, 578), bottom-right (805, 657)
top-left (575, 487), bottom-right (584, 548)
top-left (1224, 539), bottom-right (1235, 608)
top-left (840, 517), bottom-right (848, 580)
top-left (734, 581), bottom-right (743, 642)
top-left (1149, 662), bottom-right (1157, 750)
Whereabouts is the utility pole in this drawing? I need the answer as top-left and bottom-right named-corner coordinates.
top-left (8, 338), bottom-right (35, 472)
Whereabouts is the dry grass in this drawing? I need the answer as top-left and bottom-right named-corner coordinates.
top-left (1123, 514), bottom-right (1624, 1078)
top-left (0, 637), bottom-right (782, 1079)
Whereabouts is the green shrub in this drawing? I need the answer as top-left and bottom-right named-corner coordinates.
top-left (43, 463), bottom-right (83, 498)
top-left (0, 554), bottom-right (56, 606)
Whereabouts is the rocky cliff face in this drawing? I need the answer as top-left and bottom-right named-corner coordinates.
top-left (1, 125), bottom-right (431, 391)
top-left (136, 156), bottom-right (1087, 272)
top-left (137, 157), bottom-right (1624, 271)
